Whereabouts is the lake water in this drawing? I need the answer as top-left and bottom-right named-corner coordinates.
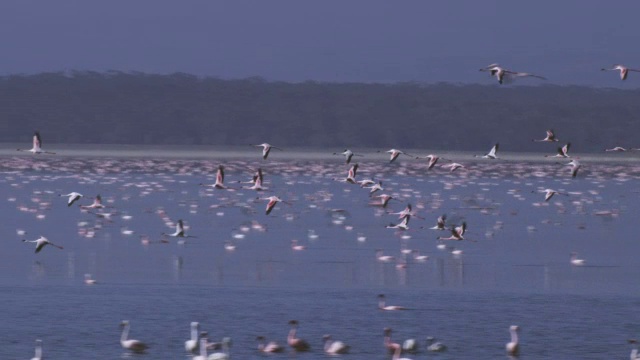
top-left (1, 147), bottom-right (640, 359)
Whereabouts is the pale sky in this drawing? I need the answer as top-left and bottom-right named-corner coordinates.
top-left (0, 0), bottom-right (638, 86)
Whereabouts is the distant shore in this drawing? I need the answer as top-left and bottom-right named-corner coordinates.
top-left (2, 143), bottom-right (640, 163)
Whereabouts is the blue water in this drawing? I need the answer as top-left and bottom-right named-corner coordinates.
top-left (1, 152), bottom-right (640, 359)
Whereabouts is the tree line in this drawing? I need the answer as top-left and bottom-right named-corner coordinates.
top-left (0, 71), bottom-right (637, 152)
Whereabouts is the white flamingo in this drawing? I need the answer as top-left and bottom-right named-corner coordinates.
top-left (287, 320), bottom-right (310, 352)
top-left (505, 325), bottom-right (520, 356)
top-left (251, 143), bottom-right (282, 160)
top-left (426, 337), bottom-right (447, 352)
top-left (380, 149), bottom-right (412, 163)
top-left (259, 195), bottom-right (285, 215)
top-left (162, 219), bottom-right (197, 238)
top-left (185, 321), bottom-right (200, 353)
top-left (601, 64), bottom-right (640, 80)
top-left (376, 249), bottom-right (395, 263)
top-left (416, 154), bottom-right (444, 170)
top-left (480, 64), bottom-right (546, 84)
top-left (256, 336), bottom-right (284, 353)
top-left (333, 149), bottom-right (362, 164)
top-left (193, 332), bottom-right (209, 360)
top-left (532, 129), bottom-right (559, 142)
top-left (378, 294), bottom-right (407, 311)
top-left (532, 188), bottom-right (568, 202)
top-left (629, 339), bottom-right (640, 360)
top-left (22, 236), bottom-right (63, 253)
top-left (476, 143), bottom-right (499, 159)
top-left (208, 337), bottom-right (231, 359)
top-left (17, 131), bottom-right (56, 154)
top-left (120, 320), bottom-right (148, 353)
top-left (567, 159), bottom-right (581, 178)
top-left (84, 273), bottom-right (97, 285)
top-left (442, 162), bottom-right (464, 172)
top-left (80, 194), bottom-right (105, 209)
top-left (386, 215), bottom-right (411, 230)
top-left (323, 334), bottom-right (350, 354)
top-left (545, 143), bottom-right (571, 158)
top-left (430, 214), bottom-right (447, 230)
top-left (570, 252), bottom-right (585, 266)
top-left (59, 192), bottom-right (83, 207)
top-left (30, 339), bottom-right (43, 360)
top-left (437, 222), bottom-right (467, 241)
top-left (605, 146), bottom-right (627, 152)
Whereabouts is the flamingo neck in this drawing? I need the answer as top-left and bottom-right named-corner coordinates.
top-left (510, 329), bottom-right (518, 344)
top-left (324, 338), bottom-right (331, 352)
top-left (392, 344), bottom-right (401, 360)
top-left (378, 299), bottom-right (385, 309)
top-left (191, 326), bottom-right (198, 341)
top-left (288, 327), bottom-right (297, 343)
top-left (199, 338), bottom-right (208, 357)
top-left (121, 324), bottom-right (129, 343)
top-left (35, 343), bottom-right (42, 358)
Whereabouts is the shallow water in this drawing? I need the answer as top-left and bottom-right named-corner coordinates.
top-left (2, 148), bottom-right (640, 359)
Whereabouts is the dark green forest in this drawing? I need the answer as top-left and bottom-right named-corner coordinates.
top-left (0, 72), bottom-right (637, 152)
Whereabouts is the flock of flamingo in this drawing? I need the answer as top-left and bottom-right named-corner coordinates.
top-left (11, 64), bottom-right (640, 358)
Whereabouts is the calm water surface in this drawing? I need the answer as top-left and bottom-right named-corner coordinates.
top-left (1, 148), bottom-right (640, 359)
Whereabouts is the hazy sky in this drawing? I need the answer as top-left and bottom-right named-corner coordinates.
top-left (1, 1), bottom-right (639, 86)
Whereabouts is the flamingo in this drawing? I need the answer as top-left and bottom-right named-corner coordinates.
top-left (244, 168), bottom-right (266, 191)
top-left (17, 131), bottom-right (56, 154)
top-left (364, 181), bottom-right (383, 195)
top-left (120, 320), bottom-right (149, 353)
top-left (629, 339), bottom-right (640, 359)
top-left (287, 320), bottom-right (310, 352)
top-left (30, 339), bottom-right (43, 360)
top-left (323, 334), bottom-right (350, 354)
top-left (505, 325), bottom-right (520, 356)
top-left (251, 143), bottom-right (282, 160)
top-left (426, 337), bottom-right (447, 352)
top-left (442, 162), bottom-right (464, 172)
top-left (333, 149), bottom-right (362, 164)
top-left (570, 252), bottom-right (585, 266)
top-left (480, 64), bottom-right (546, 84)
top-left (291, 240), bottom-right (306, 251)
top-left (208, 337), bottom-right (231, 359)
top-left (430, 214), bottom-right (447, 230)
top-left (162, 219), bottom-right (197, 238)
top-left (185, 322), bottom-right (200, 353)
top-left (415, 154), bottom-right (443, 169)
top-left (192, 332), bottom-right (209, 360)
top-left (380, 149), bottom-right (412, 163)
top-left (256, 336), bottom-right (284, 353)
top-left (412, 250), bottom-right (429, 262)
top-left (601, 64), bottom-right (640, 80)
top-left (566, 159), bottom-right (581, 178)
top-left (84, 273), bottom-right (97, 285)
top-left (376, 249), bottom-right (395, 263)
top-left (546, 143), bottom-right (571, 158)
top-left (476, 143), bottom-right (499, 159)
top-left (59, 192), bottom-right (83, 207)
top-left (345, 163), bottom-right (359, 184)
top-left (386, 215), bottom-right (411, 230)
top-left (533, 129), bottom-right (559, 142)
top-left (22, 236), bottom-right (63, 253)
top-left (384, 328), bottom-right (414, 358)
top-left (605, 146), bottom-right (627, 152)
top-left (80, 194), bottom-right (105, 209)
top-left (532, 188), bottom-right (568, 202)
top-left (200, 165), bottom-right (230, 189)
top-left (388, 204), bottom-right (416, 219)
top-left (378, 294), bottom-right (407, 311)
top-left (437, 222), bottom-right (467, 241)
top-left (259, 196), bottom-right (284, 215)
top-left (370, 194), bottom-right (395, 208)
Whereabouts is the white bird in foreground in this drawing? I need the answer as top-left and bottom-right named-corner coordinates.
top-left (84, 273), bottom-right (97, 285)
top-left (17, 131), bottom-right (56, 154)
top-left (251, 143), bottom-right (282, 160)
top-left (601, 64), bottom-right (640, 80)
top-left (506, 325), bottom-right (520, 356)
top-left (476, 143), bottom-right (499, 159)
top-left (22, 236), bottom-right (64, 253)
top-left (120, 320), bottom-right (149, 353)
top-left (162, 219), bottom-right (197, 238)
top-left (323, 334), bottom-right (350, 354)
top-left (546, 143), bottom-right (571, 158)
top-left (287, 320), bottom-right (311, 352)
top-left (333, 149), bottom-right (362, 164)
top-left (208, 337), bottom-right (231, 359)
top-left (570, 252), bottom-right (586, 266)
top-left (378, 294), bottom-right (407, 311)
top-left (185, 321), bottom-right (200, 353)
top-left (480, 63), bottom-right (546, 84)
top-left (256, 336), bottom-right (284, 353)
top-left (533, 129), bottom-right (559, 142)
top-left (30, 339), bottom-right (43, 360)
top-left (59, 192), bottom-right (83, 207)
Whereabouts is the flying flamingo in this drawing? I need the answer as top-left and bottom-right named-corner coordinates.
top-left (545, 143), bottom-right (570, 158)
top-left (80, 194), bottom-right (106, 209)
top-left (287, 320), bottom-right (310, 352)
top-left (17, 131), bottom-right (56, 154)
top-left (59, 192), bottom-right (83, 207)
top-left (442, 162), bottom-right (464, 172)
top-left (370, 194), bottom-right (395, 208)
top-left (244, 168), bottom-right (266, 191)
top-left (386, 215), bottom-right (411, 230)
top-left (259, 196), bottom-right (285, 215)
top-left (532, 129), bottom-right (559, 142)
top-left (532, 188), bottom-right (568, 202)
top-left (162, 219), bottom-right (197, 238)
top-left (429, 214), bottom-right (447, 230)
top-left (333, 149), bottom-right (363, 164)
top-left (120, 320), bottom-right (149, 353)
top-left (566, 159), bottom-right (581, 178)
top-left (475, 143), bottom-right (499, 159)
top-left (415, 154), bottom-right (444, 169)
top-left (480, 64), bottom-right (546, 84)
top-left (22, 236), bottom-right (63, 253)
top-left (251, 143), bottom-right (282, 160)
top-left (605, 146), bottom-right (627, 152)
top-left (601, 64), bottom-right (640, 80)
top-left (379, 149), bottom-right (413, 163)
top-left (437, 222), bottom-right (467, 241)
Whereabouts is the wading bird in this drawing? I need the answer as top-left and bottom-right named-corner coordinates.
top-left (287, 320), bottom-right (310, 352)
top-left (120, 320), bottom-right (148, 353)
